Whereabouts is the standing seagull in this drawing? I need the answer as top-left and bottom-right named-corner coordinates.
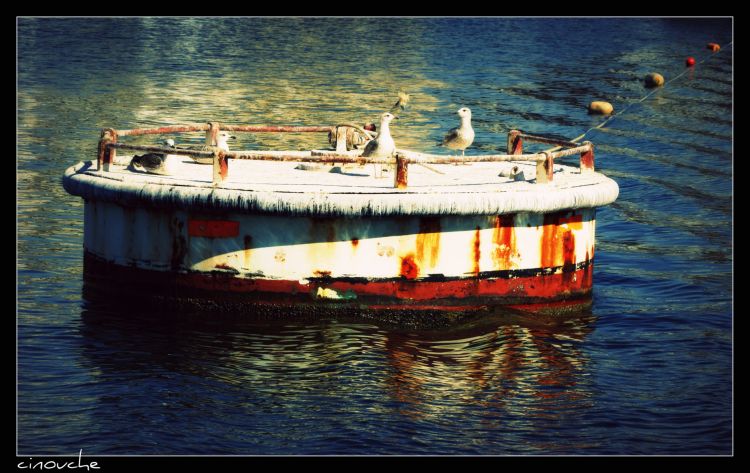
top-left (442, 107), bottom-right (474, 157)
top-left (362, 112), bottom-right (397, 178)
top-left (171, 131), bottom-right (236, 165)
top-left (128, 139), bottom-right (178, 175)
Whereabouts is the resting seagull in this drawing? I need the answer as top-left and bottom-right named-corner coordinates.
top-left (442, 107), bottom-right (474, 157)
top-left (171, 131), bottom-right (236, 165)
top-left (128, 139), bottom-right (178, 175)
top-left (361, 112), bottom-right (397, 178)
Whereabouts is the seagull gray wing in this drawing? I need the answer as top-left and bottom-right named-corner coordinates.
top-left (129, 153), bottom-right (168, 175)
top-left (361, 138), bottom-right (378, 157)
top-left (442, 127), bottom-right (460, 145)
top-left (139, 153), bottom-right (165, 168)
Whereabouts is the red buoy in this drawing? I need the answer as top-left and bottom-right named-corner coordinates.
top-left (686, 57), bottom-right (696, 67)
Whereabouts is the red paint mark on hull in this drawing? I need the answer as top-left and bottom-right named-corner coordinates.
top-left (188, 219), bottom-right (240, 238)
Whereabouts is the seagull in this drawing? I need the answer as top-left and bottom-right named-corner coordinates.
top-left (128, 139), bottom-right (178, 175)
top-left (390, 91), bottom-right (410, 115)
top-left (171, 131), bottom-right (236, 164)
top-left (442, 107), bottom-right (474, 157)
top-left (361, 112), bottom-right (397, 178)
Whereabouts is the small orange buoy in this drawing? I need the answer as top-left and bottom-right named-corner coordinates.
top-left (707, 42), bottom-right (721, 52)
top-left (686, 57), bottom-right (696, 67)
top-left (644, 73), bottom-right (665, 88)
top-left (588, 101), bottom-right (614, 115)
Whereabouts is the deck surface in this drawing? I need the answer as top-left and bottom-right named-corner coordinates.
top-left (64, 150), bottom-right (620, 216)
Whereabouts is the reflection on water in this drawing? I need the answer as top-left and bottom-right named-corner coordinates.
top-left (76, 289), bottom-right (597, 454)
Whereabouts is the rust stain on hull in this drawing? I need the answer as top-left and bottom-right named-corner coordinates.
top-left (400, 254), bottom-right (419, 280)
top-left (472, 226), bottom-right (481, 275)
top-left (561, 229), bottom-right (576, 284)
top-left (310, 217), bottom-right (340, 243)
top-left (492, 214), bottom-right (516, 270)
top-left (416, 217), bottom-right (441, 271)
top-left (541, 212), bottom-right (583, 271)
top-left (311, 217), bottom-right (337, 243)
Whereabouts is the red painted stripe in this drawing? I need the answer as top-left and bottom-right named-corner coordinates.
top-left (84, 253), bottom-right (593, 312)
top-left (172, 268), bottom-right (592, 300)
top-left (188, 219), bottom-right (239, 238)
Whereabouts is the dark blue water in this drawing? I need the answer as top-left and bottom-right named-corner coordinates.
top-left (17, 18), bottom-right (732, 455)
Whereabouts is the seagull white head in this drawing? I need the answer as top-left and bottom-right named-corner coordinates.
top-left (215, 131), bottom-right (237, 151)
top-left (164, 138), bottom-right (175, 148)
top-left (457, 107), bottom-right (471, 119)
top-left (380, 112), bottom-right (397, 124)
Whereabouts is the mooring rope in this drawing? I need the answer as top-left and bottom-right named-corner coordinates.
top-left (544, 41), bottom-right (733, 153)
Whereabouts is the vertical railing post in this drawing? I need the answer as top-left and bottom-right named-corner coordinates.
top-left (206, 121), bottom-right (220, 146)
top-left (335, 126), bottom-right (348, 153)
top-left (507, 130), bottom-right (523, 155)
top-left (580, 141), bottom-right (595, 173)
top-left (212, 150), bottom-right (228, 185)
top-left (208, 121), bottom-right (224, 184)
top-left (394, 153), bottom-right (409, 189)
top-left (535, 152), bottom-right (554, 184)
top-left (97, 128), bottom-right (117, 172)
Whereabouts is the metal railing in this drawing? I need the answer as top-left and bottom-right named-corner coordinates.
top-left (97, 122), bottom-right (595, 188)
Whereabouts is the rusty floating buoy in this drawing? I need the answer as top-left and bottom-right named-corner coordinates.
top-left (686, 57), bottom-right (696, 67)
top-left (588, 101), bottom-right (614, 115)
top-left (644, 72), bottom-right (665, 88)
top-left (707, 42), bottom-right (721, 52)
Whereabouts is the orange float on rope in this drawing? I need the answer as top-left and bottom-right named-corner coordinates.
top-left (707, 43), bottom-right (721, 52)
top-left (588, 101), bottom-right (614, 115)
top-left (644, 73), bottom-right (665, 88)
